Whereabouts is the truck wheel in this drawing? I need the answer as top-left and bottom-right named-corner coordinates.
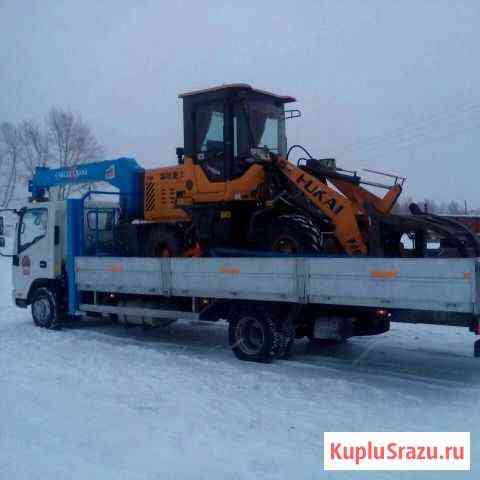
top-left (264, 214), bottom-right (322, 254)
top-left (31, 287), bottom-right (60, 329)
top-left (229, 305), bottom-right (283, 362)
top-left (144, 225), bottom-right (185, 257)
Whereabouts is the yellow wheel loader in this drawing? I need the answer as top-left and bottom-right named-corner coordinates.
top-left (140, 84), bottom-right (400, 257)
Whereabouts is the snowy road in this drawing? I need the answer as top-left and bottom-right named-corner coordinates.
top-left (0, 258), bottom-right (478, 479)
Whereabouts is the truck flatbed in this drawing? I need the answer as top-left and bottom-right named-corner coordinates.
top-left (76, 256), bottom-right (480, 320)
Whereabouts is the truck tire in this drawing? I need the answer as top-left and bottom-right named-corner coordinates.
top-left (31, 287), bottom-right (61, 329)
top-left (263, 214), bottom-right (322, 254)
top-left (144, 225), bottom-right (185, 257)
top-left (229, 304), bottom-right (283, 362)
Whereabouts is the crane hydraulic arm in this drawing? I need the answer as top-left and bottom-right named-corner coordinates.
top-left (28, 158), bottom-right (145, 220)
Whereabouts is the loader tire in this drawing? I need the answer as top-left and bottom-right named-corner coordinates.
top-left (31, 287), bottom-right (61, 329)
top-left (263, 214), bottom-right (322, 254)
top-left (229, 304), bottom-right (283, 363)
top-left (144, 225), bottom-right (185, 257)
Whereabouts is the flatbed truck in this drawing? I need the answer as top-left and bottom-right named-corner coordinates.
top-left (1, 191), bottom-right (480, 362)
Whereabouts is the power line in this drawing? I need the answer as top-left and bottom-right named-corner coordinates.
top-left (339, 113), bottom-right (480, 157)
top-left (340, 100), bottom-right (480, 151)
top-left (339, 100), bottom-right (480, 154)
top-left (353, 120), bottom-right (480, 160)
top-left (353, 117), bottom-right (480, 156)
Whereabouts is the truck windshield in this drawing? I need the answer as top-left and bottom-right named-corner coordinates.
top-left (19, 208), bottom-right (48, 253)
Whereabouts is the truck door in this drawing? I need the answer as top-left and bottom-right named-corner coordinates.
top-left (12, 206), bottom-right (55, 301)
top-left (0, 210), bottom-right (18, 254)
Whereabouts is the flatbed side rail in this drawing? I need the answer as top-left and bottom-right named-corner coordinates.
top-left (75, 257), bottom-right (480, 315)
top-left (305, 257), bottom-right (478, 313)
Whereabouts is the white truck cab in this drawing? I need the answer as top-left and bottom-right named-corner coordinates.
top-left (2, 199), bottom-right (117, 311)
top-left (12, 202), bottom-right (59, 305)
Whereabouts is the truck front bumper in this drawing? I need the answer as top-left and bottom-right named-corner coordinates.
top-left (13, 290), bottom-right (28, 308)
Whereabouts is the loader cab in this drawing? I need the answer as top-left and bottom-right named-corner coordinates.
top-left (179, 84), bottom-right (295, 182)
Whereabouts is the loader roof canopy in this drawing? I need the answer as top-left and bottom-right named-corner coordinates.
top-left (179, 83), bottom-right (296, 104)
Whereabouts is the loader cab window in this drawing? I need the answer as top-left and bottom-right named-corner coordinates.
top-left (18, 208), bottom-right (48, 253)
top-left (194, 103), bottom-right (225, 181)
top-left (249, 101), bottom-right (285, 154)
top-left (231, 99), bottom-right (286, 179)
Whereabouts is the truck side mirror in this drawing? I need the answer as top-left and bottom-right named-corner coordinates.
top-left (285, 109), bottom-right (301, 120)
top-left (0, 209), bottom-right (20, 257)
top-left (0, 236), bottom-right (14, 257)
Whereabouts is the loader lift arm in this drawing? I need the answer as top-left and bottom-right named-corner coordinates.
top-left (269, 150), bottom-right (479, 258)
top-left (256, 148), bottom-right (402, 256)
top-left (274, 156), bottom-right (369, 255)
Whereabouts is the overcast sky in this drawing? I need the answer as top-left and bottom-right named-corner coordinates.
top-left (1, 0), bottom-right (480, 205)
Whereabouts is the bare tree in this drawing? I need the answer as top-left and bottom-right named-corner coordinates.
top-left (423, 198), bottom-right (438, 214)
top-left (394, 197), bottom-right (479, 216)
top-left (447, 200), bottom-right (462, 215)
top-left (47, 108), bottom-right (104, 199)
top-left (0, 122), bottom-right (20, 208)
top-left (17, 119), bottom-right (50, 176)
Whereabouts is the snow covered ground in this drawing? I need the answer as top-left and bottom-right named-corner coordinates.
top-left (0, 257), bottom-right (478, 479)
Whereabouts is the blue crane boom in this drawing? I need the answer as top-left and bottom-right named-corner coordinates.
top-left (28, 157), bottom-right (145, 219)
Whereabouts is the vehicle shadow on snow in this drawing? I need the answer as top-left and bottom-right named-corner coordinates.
top-left (293, 333), bottom-right (480, 389)
top-left (63, 316), bottom-right (480, 390)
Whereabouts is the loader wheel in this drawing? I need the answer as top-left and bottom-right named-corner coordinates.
top-left (31, 287), bottom-right (61, 329)
top-left (144, 225), bottom-right (185, 257)
top-left (229, 304), bottom-right (283, 363)
top-left (264, 214), bottom-right (322, 254)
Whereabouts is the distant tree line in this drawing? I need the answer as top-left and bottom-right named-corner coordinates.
top-left (1, 113), bottom-right (477, 216)
top-left (0, 108), bottom-right (104, 207)
top-left (393, 196), bottom-right (479, 216)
